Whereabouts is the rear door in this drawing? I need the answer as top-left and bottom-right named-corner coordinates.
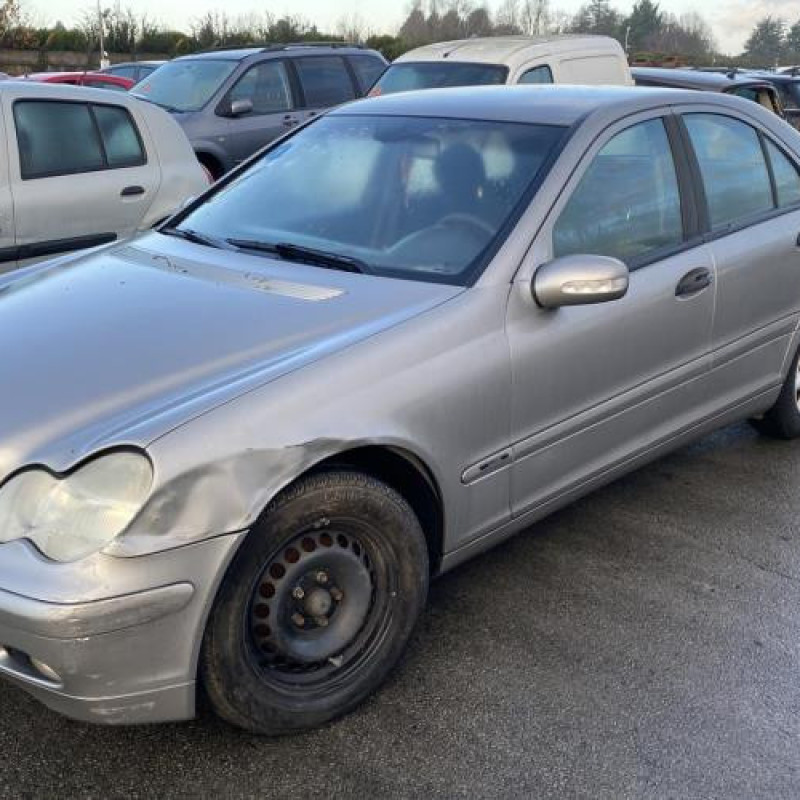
top-left (5, 95), bottom-right (159, 264)
top-left (293, 55), bottom-right (357, 123)
top-left (679, 108), bottom-right (800, 403)
top-left (218, 59), bottom-right (299, 165)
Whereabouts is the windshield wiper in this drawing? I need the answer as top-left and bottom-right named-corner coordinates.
top-left (227, 239), bottom-right (369, 274)
top-left (161, 227), bottom-right (232, 250)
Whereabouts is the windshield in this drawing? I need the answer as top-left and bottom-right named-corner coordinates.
top-left (132, 59), bottom-right (237, 112)
top-left (371, 62), bottom-right (508, 96)
top-left (172, 114), bottom-right (565, 285)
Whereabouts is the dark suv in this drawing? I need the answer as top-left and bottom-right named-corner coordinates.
top-left (131, 44), bottom-right (387, 178)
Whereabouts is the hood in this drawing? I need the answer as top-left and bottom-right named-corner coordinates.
top-left (0, 234), bottom-right (461, 478)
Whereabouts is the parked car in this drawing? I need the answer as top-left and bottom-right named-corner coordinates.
top-left (369, 35), bottom-right (632, 97)
top-left (131, 43), bottom-right (388, 179)
top-left (0, 80), bottom-right (207, 271)
top-left (21, 71), bottom-right (135, 91)
top-left (98, 60), bottom-right (165, 84)
top-left (2, 85), bottom-right (800, 734)
top-left (632, 67), bottom-right (784, 116)
top-left (735, 69), bottom-right (800, 129)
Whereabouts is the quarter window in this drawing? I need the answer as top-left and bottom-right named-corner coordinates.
top-left (519, 65), bottom-right (553, 85)
top-left (684, 114), bottom-right (773, 229)
top-left (553, 118), bottom-right (683, 264)
top-left (295, 56), bottom-right (356, 107)
top-left (228, 61), bottom-right (292, 114)
top-left (14, 100), bottom-right (145, 179)
top-left (765, 139), bottom-right (800, 207)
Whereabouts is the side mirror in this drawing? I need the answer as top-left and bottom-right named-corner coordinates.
top-left (229, 98), bottom-right (253, 117)
top-left (533, 254), bottom-right (629, 309)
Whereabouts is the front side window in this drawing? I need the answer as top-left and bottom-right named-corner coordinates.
top-left (14, 101), bottom-right (145, 179)
top-left (371, 62), bottom-right (509, 96)
top-left (229, 61), bottom-right (292, 114)
top-left (295, 57), bottom-right (355, 107)
top-left (132, 59), bottom-right (238, 112)
top-left (684, 113), bottom-right (773, 230)
top-left (518, 65), bottom-right (553, 85)
top-left (15, 101), bottom-right (103, 178)
top-left (553, 118), bottom-right (683, 264)
top-left (173, 115), bottom-right (565, 285)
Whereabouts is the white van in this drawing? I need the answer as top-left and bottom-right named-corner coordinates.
top-left (370, 35), bottom-right (633, 95)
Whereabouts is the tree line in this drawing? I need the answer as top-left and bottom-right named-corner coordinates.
top-left (0, 0), bottom-right (796, 68)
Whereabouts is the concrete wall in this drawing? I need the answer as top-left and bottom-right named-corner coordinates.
top-left (0, 50), bottom-right (169, 76)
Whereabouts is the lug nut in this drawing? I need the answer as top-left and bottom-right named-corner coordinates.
top-left (314, 615), bottom-right (329, 627)
top-left (292, 586), bottom-right (305, 600)
top-left (315, 571), bottom-right (329, 585)
top-left (330, 587), bottom-right (344, 602)
top-left (291, 613), bottom-right (306, 627)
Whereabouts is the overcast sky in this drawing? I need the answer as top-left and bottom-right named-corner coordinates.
top-left (27, 0), bottom-right (795, 56)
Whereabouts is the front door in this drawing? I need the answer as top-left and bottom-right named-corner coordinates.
top-left (506, 113), bottom-right (717, 516)
top-left (222, 59), bottom-right (299, 166)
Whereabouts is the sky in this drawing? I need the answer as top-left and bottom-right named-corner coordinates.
top-left (27, 0), bottom-right (795, 56)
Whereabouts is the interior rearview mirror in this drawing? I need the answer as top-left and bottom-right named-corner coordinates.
top-left (532, 254), bottom-right (629, 309)
top-left (229, 98), bottom-right (254, 117)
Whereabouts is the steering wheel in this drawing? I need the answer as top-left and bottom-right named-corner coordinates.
top-left (435, 213), bottom-right (495, 238)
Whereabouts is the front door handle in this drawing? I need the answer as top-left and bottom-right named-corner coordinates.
top-left (120, 185), bottom-right (145, 197)
top-left (282, 114), bottom-right (299, 128)
top-left (675, 267), bottom-right (712, 297)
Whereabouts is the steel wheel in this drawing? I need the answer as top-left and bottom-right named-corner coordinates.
top-left (245, 523), bottom-right (391, 692)
top-left (200, 470), bottom-right (429, 734)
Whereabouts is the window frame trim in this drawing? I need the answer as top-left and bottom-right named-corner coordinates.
top-left (13, 98), bottom-right (147, 181)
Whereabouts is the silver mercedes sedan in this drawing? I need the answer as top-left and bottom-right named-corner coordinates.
top-left (1, 85), bottom-right (799, 734)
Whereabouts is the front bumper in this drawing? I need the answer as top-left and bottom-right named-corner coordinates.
top-left (0, 531), bottom-right (245, 725)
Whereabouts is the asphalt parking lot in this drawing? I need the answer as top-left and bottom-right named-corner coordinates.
top-left (1, 421), bottom-right (800, 798)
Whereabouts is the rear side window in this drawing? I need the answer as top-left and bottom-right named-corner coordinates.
top-left (14, 100), bottom-right (145, 179)
top-left (765, 139), bottom-right (800, 207)
top-left (684, 114), bottom-right (773, 229)
top-left (553, 119), bottom-right (683, 264)
top-left (295, 56), bottom-right (355, 107)
top-left (348, 55), bottom-right (386, 94)
top-left (518, 65), bottom-right (553, 85)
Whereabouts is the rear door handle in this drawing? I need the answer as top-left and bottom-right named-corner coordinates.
top-left (675, 267), bottom-right (712, 297)
top-left (282, 114), bottom-right (299, 127)
top-left (120, 185), bottom-right (145, 197)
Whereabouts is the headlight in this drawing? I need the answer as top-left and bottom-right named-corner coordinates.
top-left (0, 451), bottom-right (153, 562)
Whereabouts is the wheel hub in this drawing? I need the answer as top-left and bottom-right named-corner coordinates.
top-left (248, 529), bottom-right (374, 669)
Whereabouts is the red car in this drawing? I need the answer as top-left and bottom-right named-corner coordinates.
top-left (19, 71), bottom-right (134, 91)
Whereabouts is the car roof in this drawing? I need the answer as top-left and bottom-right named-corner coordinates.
top-left (332, 84), bottom-right (745, 127)
top-left (395, 35), bottom-right (622, 65)
top-left (176, 44), bottom-right (378, 62)
top-left (632, 67), bottom-right (773, 91)
top-left (0, 78), bottom-right (141, 103)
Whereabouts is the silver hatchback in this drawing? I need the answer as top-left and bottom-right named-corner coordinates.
top-left (2, 86), bottom-right (800, 734)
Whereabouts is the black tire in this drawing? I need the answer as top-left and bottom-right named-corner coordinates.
top-left (751, 345), bottom-right (800, 439)
top-left (200, 470), bottom-right (429, 735)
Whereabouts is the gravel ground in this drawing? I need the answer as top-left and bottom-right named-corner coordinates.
top-left (1, 422), bottom-right (799, 799)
